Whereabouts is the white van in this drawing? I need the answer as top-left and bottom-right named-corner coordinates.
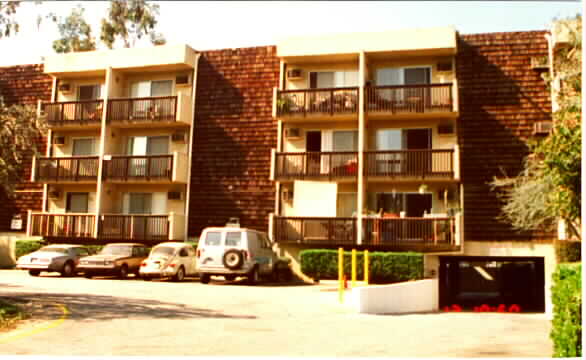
top-left (196, 227), bottom-right (281, 284)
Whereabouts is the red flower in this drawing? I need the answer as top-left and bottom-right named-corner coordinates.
top-left (451, 304), bottom-right (462, 312)
top-left (443, 306), bottom-right (451, 312)
top-left (473, 306), bottom-right (481, 312)
top-left (497, 304), bottom-right (507, 313)
top-left (479, 304), bottom-right (491, 312)
top-left (508, 304), bottom-right (521, 313)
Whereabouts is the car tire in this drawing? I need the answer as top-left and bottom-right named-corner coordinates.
top-left (224, 275), bottom-right (236, 281)
top-left (84, 273), bottom-right (93, 279)
top-left (173, 266), bottom-right (185, 282)
top-left (222, 249), bottom-right (244, 270)
top-left (247, 266), bottom-right (260, 285)
top-left (200, 273), bottom-right (210, 284)
top-left (119, 264), bottom-right (128, 279)
top-left (29, 270), bottom-right (40, 277)
top-left (61, 261), bottom-right (75, 277)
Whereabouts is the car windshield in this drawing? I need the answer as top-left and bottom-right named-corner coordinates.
top-left (151, 246), bottom-right (175, 256)
top-left (99, 245), bottom-right (132, 256)
top-left (37, 247), bottom-right (68, 254)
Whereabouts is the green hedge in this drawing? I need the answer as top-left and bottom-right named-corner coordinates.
top-left (299, 249), bottom-right (423, 283)
top-left (15, 239), bottom-right (45, 259)
top-left (555, 241), bottom-right (581, 263)
top-left (551, 263), bottom-right (582, 358)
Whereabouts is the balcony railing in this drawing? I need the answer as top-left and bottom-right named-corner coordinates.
top-left (366, 83), bottom-right (453, 114)
top-left (273, 216), bottom-right (357, 245)
top-left (43, 100), bottom-right (103, 126)
top-left (98, 214), bottom-right (170, 242)
top-left (362, 217), bottom-right (455, 246)
top-left (275, 152), bottom-right (358, 180)
top-left (107, 96), bottom-right (177, 123)
top-left (29, 213), bottom-right (96, 238)
top-left (277, 87), bottom-right (359, 117)
top-left (34, 156), bottom-right (99, 182)
top-left (364, 149), bottom-right (454, 178)
top-left (102, 155), bottom-right (173, 181)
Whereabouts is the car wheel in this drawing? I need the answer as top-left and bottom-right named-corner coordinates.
top-left (84, 273), bottom-right (93, 279)
top-left (222, 249), bottom-right (244, 270)
top-left (61, 261), bottom-right (75, 277)
top-left (119, 264), bottom-right (128, 279)
top-left (224, 274), bottom-right (236, 281)
top-left (173, 266), bottom-right (185, 282)
top-left (247, 266), bottom-right (260, 285)
top-left (200, 273), bottom-right (210, 284)
top-left (29, 270), bottom-right (40, 277)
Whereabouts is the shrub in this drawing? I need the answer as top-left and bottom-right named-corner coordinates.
top-left (14, 239), bottom-right (45, 259)
top-left (555, 241), bottom-right (581, 263)
top-left (0, 299), bottom-right (24, 328)
top-left (299, 249), bottom-right (423, 283)
top-left (551, 263), bottom-right (582, 358)
top-left (85, 245), bottom-right (104, 255)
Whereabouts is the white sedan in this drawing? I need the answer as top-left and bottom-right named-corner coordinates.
top-left (139, 242), bottom-right (197, 281)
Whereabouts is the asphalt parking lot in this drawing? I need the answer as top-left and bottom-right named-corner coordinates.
top-left (0, 269), bottom-right (553, 356)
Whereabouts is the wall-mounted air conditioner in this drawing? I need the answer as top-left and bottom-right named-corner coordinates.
top-left (53, 136), bottom-right (66, 145)
top-left (171, 132), bottom-right (187, 143)
top-left (175, 74), bottom-right (191, 86)
top-left (58, 83), bottom-right (73, 94)
top-left (286, 69), bottom-right (303, 80)
top-left (284, 128), bottom-right (301, 139)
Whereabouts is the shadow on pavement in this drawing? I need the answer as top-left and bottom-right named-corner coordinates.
top-left (0, 292), bottom-right (257, 322)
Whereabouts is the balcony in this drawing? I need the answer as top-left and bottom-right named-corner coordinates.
top-left (43, 100), bottom-right (103, 129)
top-left (275, 87), bottom-right (358, 121)
top-left (107, 93), bottom-right (192, 127)
top-left (32, 156), bottom-right (99, 183)
top-left (273, 216), bottom-right (357, 245)
top-left (366, 83), bottom-right (455, 119)
top-left (364, 149), bottom-right (456, 181)
top-left (102, 153), bottom-right (188, 183)
top-left (98, 213), bottom-right (184, 243)
top-left (274, 152), bottom-right (358, 181)
top-left (28, 213), bottom-right (96, 239)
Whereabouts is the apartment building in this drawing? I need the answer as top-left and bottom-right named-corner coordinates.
top-left (26, 44), bottom-right (199, 244)
top-left (269, 27), bottom-right (557, 313)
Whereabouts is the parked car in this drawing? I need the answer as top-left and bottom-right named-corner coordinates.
top-left (78, 243), bottom-right (149, 279)
top-left (196, 227), bottom-right (286, 284)
top-left (16, 244), bottom-right (90, 277)
top-left (139, 242), bottom-right (197, 281)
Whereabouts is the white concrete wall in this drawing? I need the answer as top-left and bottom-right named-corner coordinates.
top-left (351, 279), bottom-right (439, 314)
top-left (0, 236), bottom-right (16, 268)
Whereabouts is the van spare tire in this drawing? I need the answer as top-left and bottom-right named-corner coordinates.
top-left (223, 249), bottom-right (244, 270)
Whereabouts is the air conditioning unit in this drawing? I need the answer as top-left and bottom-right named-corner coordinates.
top-left (58, 83), bottom-right (73, 94)
top-left (175, 74), bottom-right (191, 86)
top-left (533, 121), bottom-right (553, 135)
top-left (168, 191), bottom-right (182, 200)
top-left (286, 69), bottom-right (303, 80)
top-left (49, 190), bottom-right (61, 199)
top-left (437, 124), bottom-right (455, 135)
top-left (172, 132), bottom-right (187, 143)
top-left (284, 128), bottom-right (301, 139)
top-left (436, 61), bottom-right (453, 72)
top-left (282, 188), bottom-right (293, 202)
top-left (53, 136), bottom-right (66, 145)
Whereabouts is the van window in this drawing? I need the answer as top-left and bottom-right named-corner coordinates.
top-left (226, 232), bottom-right (242, 247)
top-left (204, 232), bottom-right (222, 246)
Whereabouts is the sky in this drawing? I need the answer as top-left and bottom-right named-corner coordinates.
top-left (0, 1), bottom-right (582, 66)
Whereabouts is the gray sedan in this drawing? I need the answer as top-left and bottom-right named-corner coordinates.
top-left (16, 244), bottom-right (91, 277)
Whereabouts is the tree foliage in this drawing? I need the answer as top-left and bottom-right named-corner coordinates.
top-left (0, 1), bottom-right (20, 38)
top-left (52, 6), bottom-right (96, 53)
top-left (100, 0), bottom-right (166, 49)
top-left (491, 15), bottom-right (582, 240)
top-left (0, 98), bottom-right (46, 196)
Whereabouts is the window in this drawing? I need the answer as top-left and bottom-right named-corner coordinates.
top-left (333, 131), bottom-right (358, 151)
top-left (226, 232), bottom-right (242, 247)
top-left (337, 193), bottom-right (357, 217)
top-left (127, 136), bottom-right (169, 156)
top-left (72, 138), bottom-right (96, 156)
top-left (204, 232), bottom-right (222, 246)
top-left (309, 71), bottom-right (359, 88)
top-left (130, 80), bottom-right (173, 98)
top-left (74, 248), bottom-right (89, 257)
top-left (376, 67), bottom-right (431, 86)
top-left (78, 84), bottom-right (101, 100)
top-left (128, 193), bottom-right (152, 214)
top-left (66, 193), bottom-right (89, 213)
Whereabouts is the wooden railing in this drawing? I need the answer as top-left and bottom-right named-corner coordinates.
top-left (273, 216), bottom-right (357, 245)
top-left (102, 155), bottom-right (173, 181)
top-left (98, 214), bottom-right (169, 242)
top-left (277, 87), bottom-right (359, 117)
top-left (30, 213), bottom-right (96, 238)
top-left (107, 96), bottom-right (177, 123)
top-left (43, 100), bottom-right (103, 126)
top-left (366, 83), bottom-right (453, 114)
top-left (275, 152), bottom-right (358, 180)
top-left (362, 217), bottom-right (455, 246)
top-left (34, 156), bottom-right (99, 182)
top-left (364, 149), bottom-right (454, 178)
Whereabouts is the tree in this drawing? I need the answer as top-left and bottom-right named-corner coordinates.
top-left (491, 15), bottom-right (582, 240)
top-left (0, 1), bottom-right (20, 38)
top-left (52, 6), bottom-right (96, 53)
top-left (100, 0), bottom-right (166, 49)
top-left (0, 97), bottom-right (46, 196)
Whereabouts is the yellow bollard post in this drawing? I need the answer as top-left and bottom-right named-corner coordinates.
top-left (351, 249), bottom-right (357, 288)
top-left (338, 247), bottom-right (344, 303)
top-left (364, 249), bottom-right (369, 285)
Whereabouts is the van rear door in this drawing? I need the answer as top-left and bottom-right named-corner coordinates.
top-left (198, 230), bottom-right (225, 268)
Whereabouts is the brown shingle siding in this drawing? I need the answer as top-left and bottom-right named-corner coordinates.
top-left (457, 30), bottom-right (553, 242)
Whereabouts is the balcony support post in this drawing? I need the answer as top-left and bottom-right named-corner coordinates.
top-left (95, 67), bottom-right (113, 238)
top-left (356, 51), bottom-right (367, 245)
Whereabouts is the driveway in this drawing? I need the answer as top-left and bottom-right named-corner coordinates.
top-left (0, 270), bottom-right (552, 356)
